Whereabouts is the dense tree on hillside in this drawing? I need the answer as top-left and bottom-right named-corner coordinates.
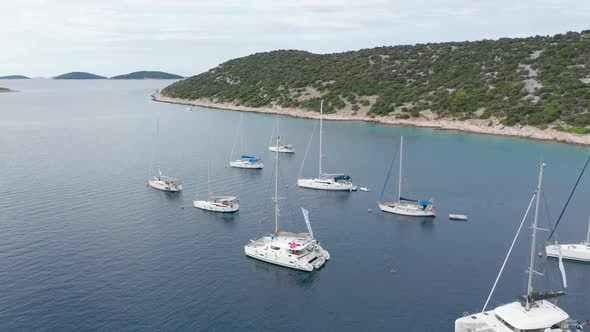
top-left (162, 30), bottom-right (590, 130)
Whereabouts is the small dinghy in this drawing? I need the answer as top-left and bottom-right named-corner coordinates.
top-left (360, 187), bottom-right (370, 192)
top-left (449, 214), bottom-right (468, 221)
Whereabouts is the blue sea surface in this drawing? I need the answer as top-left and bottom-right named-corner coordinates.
top-left (0, 79), bottom-right (588, 331)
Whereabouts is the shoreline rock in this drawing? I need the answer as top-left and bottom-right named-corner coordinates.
top-left (151, 92), bottom-right (590, 146)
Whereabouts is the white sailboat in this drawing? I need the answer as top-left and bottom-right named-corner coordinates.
top-left (244, 116), bottom-right (330, 271)
top-left (194, 142), bottom-right (239, 213)
top-left (268, 114), bottom-right (295, 153)
top-left (147, 120), bottom-right (183, 192)
top-left (378, 136), bottom-right (435, 217)
top-left (297, 100), bottom-right (357, 191)
top-left (229, 113), bottom-right (264, 169)
top-left (455, 163), bottom-right (571, 332)
top-left (546, 216), bottom-right (590, 262)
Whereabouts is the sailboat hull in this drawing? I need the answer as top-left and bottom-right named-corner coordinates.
top-left (148, 180), bottom-right (183, 192)
top-left (378, 202), bottom-right (436, 217)
top-left (546, 243), bottom-right (590, 262)
top-left (297, 178), bottom-right (357, 191)
top-left (229, 160), bottom-right (264, 169)
top-left (269, 146), bottom-right (295, 153)
top-left (194, 200), bottom-right (239, 213)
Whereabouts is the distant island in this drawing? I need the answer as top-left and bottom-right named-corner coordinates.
top-left (111, 71), bottom-right (183, 79)
top-left (0, 87), bottom-right (17, 92)
top-left (0, 75), bottom-right (30, 79)
top-left (54, 72), bottom-right (107, 79)
top-left (155, 30), bottom-right (590, 145)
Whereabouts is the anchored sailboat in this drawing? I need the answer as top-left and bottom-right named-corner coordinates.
top-left (378, 136), bottom-right (435, 217)
top-left (546, 216), bottom-right (590, 262)
top-left (244, 114), bottom-right (330, 271)
top-left (229, 113), bottom-right (264, 169)
top-left (147, 119), bottom-right (182, 192)
top-left (455, 163), bottom-right (570, 332)
top-left (268, 114), bottom-right (295, 153)
top-left (297, 100), bottom-right (356, 191)
top-left (194, 137), bottom-right (239, 213)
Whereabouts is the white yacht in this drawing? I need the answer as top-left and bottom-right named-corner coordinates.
top-left (147, 120), bottom-right (182, 192)
top-left (377, 136), bottom-right (435, 217)
top-left (194, 144), bottom-right (239, 213)
top-left (269, 144), bottom-right (295, 154)
top-left (455, 163), bottom-right (571, 332)
top-left (194, 196), bottom-right (239, 213)
top-left (148, 170), bottom-right (183, 192)
top-left (229, 113), bottom-right (263, 169)
top-left (244, 121), bottom-right (330, 272)
top-left (546, 217), bottom-right (590, 262)
top-left (297, 100), bottom-right (356, 191)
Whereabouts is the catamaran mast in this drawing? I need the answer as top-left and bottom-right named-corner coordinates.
top-left (398, 136), bottom-right (403, 201)
top-left (274, 113), bottom-right (280, 234)
top-left (526, 162), bottom-right (545, 309)
top-left (319, 100), bottom-right (323, 178)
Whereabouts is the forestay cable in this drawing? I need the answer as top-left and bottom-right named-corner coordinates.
top-left (482, 191), bottom-right (537, 312)
top-left (547, 155), bottom-right (590, 242)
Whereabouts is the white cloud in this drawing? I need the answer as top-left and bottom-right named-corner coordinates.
top-left (0, 0), bottom-right (589, 77)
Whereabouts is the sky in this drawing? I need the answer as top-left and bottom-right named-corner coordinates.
top-left (1, 0), bottom-right (589, 78)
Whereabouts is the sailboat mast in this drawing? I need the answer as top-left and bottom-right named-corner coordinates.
top-left (240, 113), bottom-right (243, 156)
top-left (274, 113), bottom-right (280, 234)
top-left (207, 145), bottom-right (211, 199)
top-left (586, 216), bottom-right (590, 243)
top-left (398, 136), bottom-right (403, 201)
top-left (319, 100), bottom-right (323, 178)
top-left (156, 118), bottom-right (161, 179)
top-left (526, 162), bottom-right (545, 309)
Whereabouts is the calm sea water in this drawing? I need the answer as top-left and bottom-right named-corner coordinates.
top-left (0, 79), bottom-right (589, 331)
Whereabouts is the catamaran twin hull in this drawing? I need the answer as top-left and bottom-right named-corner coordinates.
top-left (378, 202), bottom-right (436, 217)
top-left (244, 236), bottom-right (330, 272)
top-left (229, 160), bottom-right (264, 169)
top-left (546, 243), bottom-right (590, 262)
top-left (193, 200), bottom-right (239, 213)
top-left (148, 179), bottom-right (183, 192)
top-left (297, 179), bottom-right (357, 191)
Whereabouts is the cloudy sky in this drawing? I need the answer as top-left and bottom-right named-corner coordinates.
top-left (1, 0), bottom-right (589, 77)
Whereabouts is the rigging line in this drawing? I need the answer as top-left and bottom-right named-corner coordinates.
top-left (482, 191), bottom-right (537, 313)
top-left (379, 141), bottom-right (398, 201)
top-left (296, 119), bottom-right (319, 182)
top-left (548, 155), bottom-right (590, 242)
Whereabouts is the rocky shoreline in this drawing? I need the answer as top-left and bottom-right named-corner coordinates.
top-left (152, 92), bottom-right (590, 146)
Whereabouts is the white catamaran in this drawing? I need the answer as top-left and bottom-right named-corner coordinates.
top-left (455, 163), bottom-right (571, 332)
top-left (378, 136), bottom-right (435, 217)
top-left (245, 119), bottom-right (330, 271)
top-left (297, 100), bottom-right (356, 191)
top-left (229, 113), bottom-right (264, 169)
top-left (194, 142), bottom-right (239, 213)
top-left (147, 120), bottom-right (182, 192)
top-left (546, 216), bottom-right (590, 263)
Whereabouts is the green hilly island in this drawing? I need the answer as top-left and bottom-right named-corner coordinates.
top-left (162, 30), bottom-right (590, 133)
top-left (111, 71), bottom-right (183, 79)
top-left (0, 75), bottom-right (30, 79)
top-left (54, 72), bottom-right (106, 79)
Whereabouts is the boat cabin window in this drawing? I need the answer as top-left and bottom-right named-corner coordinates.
top-left (271, 246), bottom-right (280, 250)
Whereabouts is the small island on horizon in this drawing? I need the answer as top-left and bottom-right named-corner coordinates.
top-left (111, 71), bottom-right (183, 80)
top-left (54, 72), bottom-right (107, 79)
top-left (0, 75), bottom-right (30, 79)
top-left (0, 87), bottom-right (17, 92)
